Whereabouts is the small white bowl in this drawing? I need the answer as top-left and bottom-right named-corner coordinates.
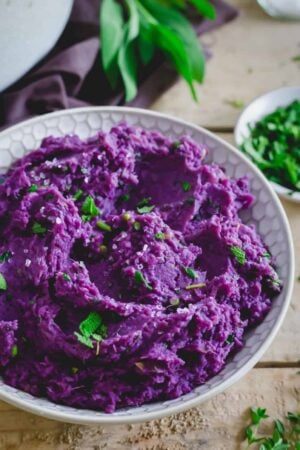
top-left (234, 86), bottom-right (300, 203)
top-left (0, 107), bottom-right (294, 424)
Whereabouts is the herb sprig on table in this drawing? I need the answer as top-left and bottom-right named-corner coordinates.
top-left (100, 0), bottom-right (216, 101)
top-left (244, 407), bottom-right (300, 449)
top-left (240, 100), bottom-right (300, 192)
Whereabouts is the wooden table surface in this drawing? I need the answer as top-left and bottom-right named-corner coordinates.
top-left (1, 1), bottom-right (300, 449)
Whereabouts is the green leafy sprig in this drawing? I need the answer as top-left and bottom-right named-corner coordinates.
top-left (244, 407), bottom-right (300, 449)
top-left (100, 0), bottom-right (216, 101)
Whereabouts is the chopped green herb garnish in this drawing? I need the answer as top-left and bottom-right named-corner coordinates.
top-left (225, 99), bottom-right (245, 109)
top-left (28, 184), bottom-right (38, 193)
top-left (137, 205), bottom-right (155, 214)
top-left (81, 195), bottom-right (100, 219)
top-left (75, 312), bottom-right (107, 349)
top-left (133, 221), bottom-right (141, 231)
top-left (134, 270), bottom-right (152, 290)
top-left (185, 283), bottom-right (206, 290)
top-left (81, 215), bottom-right (91, 222)
top-left (32, 222), bottom-right (47, 235)
top-left (11, 345), bottom-right (18, 357)
top-left (263, 252), bottom-right (271, 258)
top-left (0, 273), bottom-right (7, 291)
top-left (99, 245), bottom-right (108, 253)
top-left (63, 273), bottom-right (71, 282)
top-left (171, 140), bottom-right (181, 151)
top-left (240, 100), bottom-right (300, 191)
top-left (96, 220), bottom-right (112, 232)
top-left (154, 232), bottom-right (166, 240)
top-left (183, 266), bottom-right (197, 279)
top-left (181, 181), bottom-right (191, 192)
top-left (0, 251), bottom-right (12, 263)
top-left (225, 334), bottom-right (234, 345)
top-left (230, 246), bottom-right (246, 265)
top-left (73, 190), bottom-right (83, 201)
top-left (119, 193), bottom-right (130, 203)
top-left (74, 332), bottom-right (93, 349)
top-left (136, 198), bottom-right (155, 214)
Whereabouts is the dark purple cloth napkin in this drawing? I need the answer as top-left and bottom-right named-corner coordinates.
top-left (0, 0), bottom-right (238, 127)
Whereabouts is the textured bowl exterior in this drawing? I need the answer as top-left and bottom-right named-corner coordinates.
top-left (234, 86), bottom-right (300, 204)
top-left (0, 107), bottom-right (294, 425)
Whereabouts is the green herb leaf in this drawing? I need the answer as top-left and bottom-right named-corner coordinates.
top-left (96, 220), bottom-right (112, 232)
top-left (133, 221), bottom-right (142, 231)
top-left (225, 334), bottom-right (234, 345)
top-left (73, 190), bottom-right (83, 201)
top-left (225, 99), bottom-right (245, 109)
top-left (134, 270), bottom-right (152, 290)
top-left (136, 197), bottom-right (155, 214)
top-left (62, 273), bottom-right (71, 282)
top-left (74, 332), bottom-right (94, 349)
top-left (119, 193), bottom-right (130, 203)
top-left (183, 266), bottom-right (197, 279)
top-left (32, 222), bottom-right (47, 235)
top-left (100, 0), bottom-right (124, 88)
top-left (75, 312), bottom-right (107, 349)
top-left (0, 251), bottom-right (12, 263)
top-left (81, 195), bottom-right (100, 219)
top-left (230, 246), bottom-right (246, 265)
top-left (251, 407), bottom-right (269, 425)
top-left (190, 0), bottom-right (216, 20)
top-left (181, 180), bottom-right (191, 192)
top-left (154, 232), bottom-right (166, 240)
top-left (0, 273), bottom-right (7, 291)
top-left (117, 0), bottom-right (140, 101)
top-left (11, 344), bottom-right (18, 357)
top-left (28, 184), bottom-right (38, 193)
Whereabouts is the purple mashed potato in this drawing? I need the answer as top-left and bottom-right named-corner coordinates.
top-left (0, 123), bottom-right (281, 412)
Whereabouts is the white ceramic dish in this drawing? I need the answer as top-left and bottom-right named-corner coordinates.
top-left (0, 0), bottom-right (73, 92)
top-left (235, 86), bottom-right (300, 203)
top-left (0, 107), bottom-right (294, 425)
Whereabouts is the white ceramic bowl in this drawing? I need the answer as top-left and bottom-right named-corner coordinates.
top-left (235, 86), bottom-right (300, 203)
top-left (0, 107), bottom-right (294, 425)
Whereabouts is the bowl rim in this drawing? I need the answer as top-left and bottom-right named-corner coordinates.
top-left (234, 85), bottom-right (300, 203)
top-left (0, 106), bottom-right (295, 424)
